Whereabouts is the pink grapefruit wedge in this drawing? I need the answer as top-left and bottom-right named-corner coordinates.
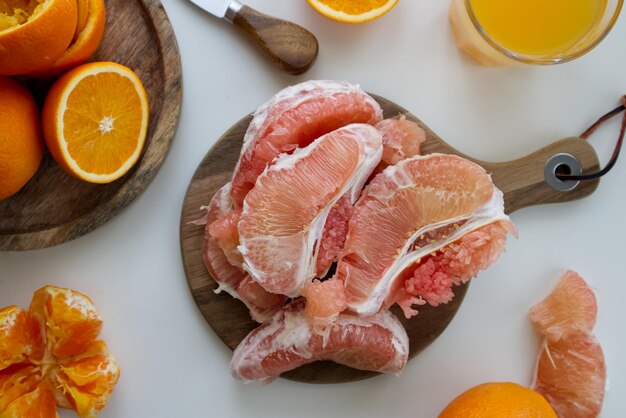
top-left (203, 184), bottom-right (287, 323)
top-left (337, 154), bottom-right (514, 317)
top-left (238, 124), bottom-right (383, 297)
top-left (230, 80), bottom-right (383, 206)
top-left (530, 271), bottom-right (606, 418)
top-left (230, 299), bottom-right (408, 383)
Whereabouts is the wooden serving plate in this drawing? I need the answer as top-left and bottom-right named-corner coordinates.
top-left (0, 0), bottom-right (182, 251)
top-left (180, 95), bottom-right (600, 384)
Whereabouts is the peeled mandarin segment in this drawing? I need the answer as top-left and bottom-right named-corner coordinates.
top-left (42, 62), bottom-right (149, 183)
top-left (29, 286), bottom-right (103, 360)
top-left (50, 341), bottom-right (120, 418)
top-left (203, 183), bottom-right (287, 323)
top-left (0, 306), bottom-right (44, 370)
top-left (0, 0), bottom-right (77, 75)
top-left (238, 124), bottom-right (382, 297)
top-left (2, 380), bottom-right (58, 418)
top-left (230, 299), bottom-right (408, 383)
top-left (0, 364), bottom-right (41, 413)
top-left (305, 0), bottom-right (399, 23)
top-left (231, 80), bottom-right (382, 206)
top-left (534, 334), bottom-right (606, 418)
top-left (529, 270), bottom-right (598, 341)
top-left (338, 154), bottom-right (511, 316)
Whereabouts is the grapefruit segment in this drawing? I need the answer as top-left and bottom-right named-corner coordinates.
top-left (530, 271), bottom-right (606, 418)
top-left (375, 115), bottom-right (425, 174)
top-left (203, 184), bottom-right (287, 323)
top-left (230, 299), bottom-right (408, 383)
top-left (529, 271), bottom-right (597, 341)
top-left (230, 80), bottom-right (383, 206)
top-left (534, 334), bottom-right (606, 418)
top-left (338, 154), bottom-right (513, 316)
top-left (238, 124), bottom-right (383, 297)
top-left (302, 279), bottom-right (347, 330)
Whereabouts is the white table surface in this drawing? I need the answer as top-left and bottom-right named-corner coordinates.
top-left (2, 1), bottom-right (626, 417)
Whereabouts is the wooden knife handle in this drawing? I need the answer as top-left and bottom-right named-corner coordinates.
top-left (231, 5), bottom-right (319, 75)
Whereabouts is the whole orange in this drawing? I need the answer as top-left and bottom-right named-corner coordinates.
top-left (0, 0), bottom-right (78, 75)
top-left (0, 76), bottom-right (44, 201)
top-left (439, 382), bottom-right (557, 418)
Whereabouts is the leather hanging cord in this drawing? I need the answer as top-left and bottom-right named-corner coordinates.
top-left (558, 95), bottom-right (626, 181)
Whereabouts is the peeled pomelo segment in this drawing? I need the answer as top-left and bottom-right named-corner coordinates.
top-left (302, 279), bottom-right (347, 330)
top-left (390, 220), bottom-right (513, 318)
top-left (534, 334), bottom-right (606, 418)
top-left (529, 271), bottom-right (597, 342)
top-left (230, 80), bottom-right (383, 206)
top-left (203, 184), bottom-right (287, 323)
top-left (239, 124), bottom-right (383, 297)
top-left (375, 115), bottom-right (425, 173)
top-left (230, 299), bottom-right (408, 383)
top-left (338, 154), bottom-right (513, 316)
top-left (315, 195), bottom-right (353, 276)
top-left (208, 207), bottom-right (243, 268)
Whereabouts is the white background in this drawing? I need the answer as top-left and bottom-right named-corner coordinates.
top-left (2, 1), bottom-right (626, 417)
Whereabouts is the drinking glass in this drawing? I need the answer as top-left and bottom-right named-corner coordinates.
top-left (449, 0), bottom-right (623, 66)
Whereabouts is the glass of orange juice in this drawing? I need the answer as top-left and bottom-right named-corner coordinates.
top-left (450, 0), bottom-right (623, 66)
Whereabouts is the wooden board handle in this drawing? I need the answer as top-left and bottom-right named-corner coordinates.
top-left (479, 137), bottom-right (600, 214)
top-left (231, 5), bottom-right (319, 75)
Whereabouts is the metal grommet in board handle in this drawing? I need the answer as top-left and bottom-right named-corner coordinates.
top-left (545, 153), bottom-right (582, 192)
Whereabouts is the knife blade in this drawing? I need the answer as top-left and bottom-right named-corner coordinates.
top-left (187, 0), bottom-right (237, 21)
top-left (186, 0), bottom-right (318, 75)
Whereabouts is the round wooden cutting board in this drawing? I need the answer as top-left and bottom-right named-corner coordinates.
top-left (180, 95), bottom-right (600, 384)
top-left (0, 0), bottom-right (182, 251)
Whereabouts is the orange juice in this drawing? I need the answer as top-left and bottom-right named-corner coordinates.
top-left (470, 0), bottom-right (607, 56)
top-left (449, 0), bottom-right (622, 66)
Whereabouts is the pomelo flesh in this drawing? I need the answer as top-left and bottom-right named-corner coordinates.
top-left (338, 154), bottom-right (513, 316)
top-left (529, 270), bottom-right (597, 342)
top-left (238, 124), bottom-right (383, 297)
top-left (530, 271), bottom-right (606, 418)
top-left (231, 80), bottom-right (383, 206)
top-left (230, 299), bottom-right (409, 383)
top-left (375, 115), bottom-right (425, 174)
top-left (534, 334), bottom-right (606, 418)
top-left (203, 184), bottom-right (287, 323)
top-left (315, 195), bottom-right (353, 277)
top-left (301, 279), bottom-right (347, 330)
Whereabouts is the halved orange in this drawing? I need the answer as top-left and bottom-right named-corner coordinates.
top-left (306, 0), bottom-right (399, 23)
top-left (42, 62), bottom-right (149, 184)
top-left (0, 0), bottom-right (78, 75)
top-left (31, 0), bottom-right (106, 77)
